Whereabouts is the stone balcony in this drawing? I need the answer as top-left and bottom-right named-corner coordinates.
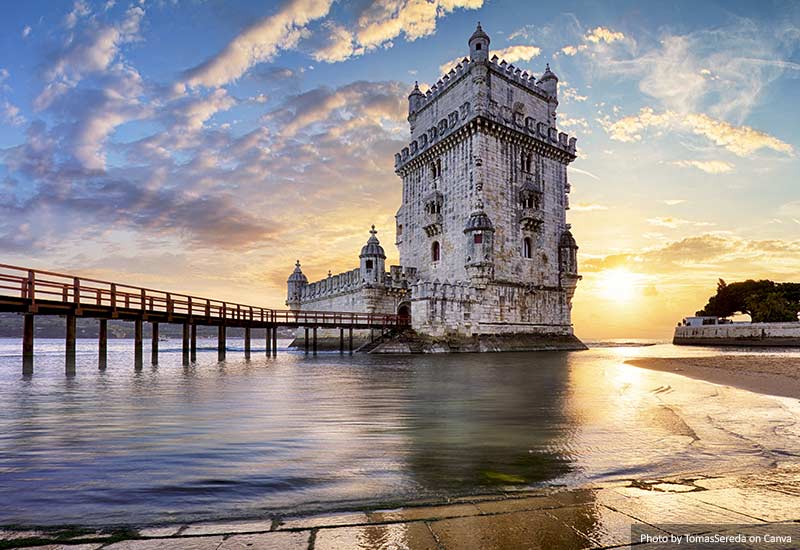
top-left (423, 211), bottom-right (443, 237)
top-left (520, 207), bottom-right (544, 231)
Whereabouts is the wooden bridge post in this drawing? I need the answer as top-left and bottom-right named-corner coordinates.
top-left (151, 322), bottom-right (159, 364)
top-left (348, 327), bottom-right (353, 354)
top-left (272, 326), bottom-right (277, 356)
top-left (134, 319), bottom-right (143, 369)
top-left (190, 323), bottom-right (197, 362)
top-left (23, 313), bottom-right (34, 373)
top-left (244, 327), bottom-right (251, 359)
top-left (182, 323), bottom-right (190, 365)
top-left (312, 326), bottom-right (317, 355)
top-left (265, 326), bottom-right (271, 355)
top-left (98, 319), bottom-right (107, 369)
top-left (218, 325), bottom-right (226, 360)
top-left (304, 327), bottom-right (309, 354)
top-left (65, 313), bottom-right (76, 374)
top-left (339, 328), bottom-right (344, 354)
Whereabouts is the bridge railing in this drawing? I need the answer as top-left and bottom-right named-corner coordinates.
top-left (0, 263), bottom-right (407, 326)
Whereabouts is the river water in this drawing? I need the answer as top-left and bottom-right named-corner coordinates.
top-left (1, 338), bottom-right (799, 527)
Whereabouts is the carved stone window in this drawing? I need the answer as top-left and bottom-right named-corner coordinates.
top-left (521, 151), bottom-right (533, 173)
top-left (430, 158), bottom-right (442, 179)
top-left (365, 260), bottom-right (374, 270)
top-left (431, 241), bottom-right (441, 262)
top-left (473, 233), bottom-right (482, 244)
top-left (523, 237), bottom-right (532, 259)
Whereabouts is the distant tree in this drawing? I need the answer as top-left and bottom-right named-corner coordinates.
top-left (696, 279), bottom-right (799, 322)
top-left (747, 292), bottom-right (798, 323)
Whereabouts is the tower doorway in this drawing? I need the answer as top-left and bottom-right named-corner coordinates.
top-left (397, 303), bottom-right (411, 324)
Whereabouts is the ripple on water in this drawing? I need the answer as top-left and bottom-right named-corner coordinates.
top-left (0, 339), bottom-right (798, 526)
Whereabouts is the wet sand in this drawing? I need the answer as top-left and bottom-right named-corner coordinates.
top-left (627, 355), bottom-right (800, 399)
top-left (5, 466), bottom-right (800, 549)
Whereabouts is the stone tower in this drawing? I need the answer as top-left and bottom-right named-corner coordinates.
top-left (394, 24), bottom-right (582, 342)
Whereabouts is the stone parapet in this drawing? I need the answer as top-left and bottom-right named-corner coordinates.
top-left (674, 322), bottom-right (800, 346)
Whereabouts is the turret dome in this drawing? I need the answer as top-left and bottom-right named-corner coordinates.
top-left (359, 225), bottom-right (386, 259)
top-left (287, 260), bottom-right (308, 283)
top-left (539, 63), bottom-right (558, 82)
top-left (469, 22), bottom-right (490, 45)
top-left (464, 201), bottom-right (495, 233)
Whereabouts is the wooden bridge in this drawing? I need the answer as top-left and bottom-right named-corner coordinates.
top-left (0, 263), bottom-right (408, 373)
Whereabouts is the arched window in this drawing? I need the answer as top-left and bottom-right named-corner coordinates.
top-left (431, 241), bottom-right (441, 262)
top-left (365, 260), bottom-right (374, 270)
top-left (521, 152), bottom-right (532, 173)
top-left (430, 158), bottom-right (442, 179)
top-left (523, 237), bottom-right (532, 259)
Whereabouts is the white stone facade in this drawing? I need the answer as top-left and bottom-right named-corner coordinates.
top-left (287, 24), bottom-right (581, 342)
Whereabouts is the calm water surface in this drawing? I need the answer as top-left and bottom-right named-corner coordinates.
top-left (1, 338), bottom-right (799, 527)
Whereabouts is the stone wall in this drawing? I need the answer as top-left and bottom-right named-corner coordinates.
top-left (674, 322), bottom-right (800, 346)
top-left (411, 280), bottom-right (571, 337)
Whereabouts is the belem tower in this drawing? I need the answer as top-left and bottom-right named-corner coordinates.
top-left (287, 24), bottom-right (584, 352)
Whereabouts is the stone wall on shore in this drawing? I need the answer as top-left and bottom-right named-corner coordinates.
top-left (674, 322), bottom-right (800, 347)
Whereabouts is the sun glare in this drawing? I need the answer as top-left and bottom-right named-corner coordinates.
top-left (597, 269), bottom-right (639, 302)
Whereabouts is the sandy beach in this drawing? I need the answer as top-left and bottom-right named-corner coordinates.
top-left (627, 355), bottom-right (800, 399)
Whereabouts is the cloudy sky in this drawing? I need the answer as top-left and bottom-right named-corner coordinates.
top-left (1, 0), bottom-right (798, 339)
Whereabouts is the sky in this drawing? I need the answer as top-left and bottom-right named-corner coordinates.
top-left (0, 0), bottom-right (799, 339)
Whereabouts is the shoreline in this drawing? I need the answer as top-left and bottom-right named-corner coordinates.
top-left (3, 467), bottom-right (800, 549)
top-left (626, 355), bottom-right (800, 399)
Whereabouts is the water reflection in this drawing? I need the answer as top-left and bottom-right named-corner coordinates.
top-left (0, 339), bottom-right (799, 527)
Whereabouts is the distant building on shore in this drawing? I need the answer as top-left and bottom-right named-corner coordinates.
top-left (287, 24), bottom-right (584, 351)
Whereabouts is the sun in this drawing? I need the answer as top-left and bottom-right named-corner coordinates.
top-left (597, 269), bottom-right (639, 302)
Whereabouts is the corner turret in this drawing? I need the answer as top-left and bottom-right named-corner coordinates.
top-left (538, 63), bottom-right (558, 99)
top-left (469, 22), bottom-right (490, 63)
top-left (463, 200), bottom-right (495, 287)
top-left (359, 225), bottom-right (386, 286)
top-left (558, 229), bottom-right (580, 306)
top-left (286, 260), bottom-right (308, 310)
top-left (408, 81), bottom-right (424, 115)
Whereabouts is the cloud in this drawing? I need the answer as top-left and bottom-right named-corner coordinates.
top-left (604, 107), bottom-right (793, 157)
top-left (560, 84), bottom-right (587, 102)
top-left (647, 216), bottom-right (716, 229)
top-left (558, 115), bottom-right (589, 131)
top-left (356, 0), bottom-right (483, 51)
top-left (37, 5), bottom-right (145, 109)
top-left (571, 203), bottom-right (608, 212)
top-left (647, 216), bottom-right (691, 229)
top-left (312, 22), bottom-right (360, 63)
top-left (22, 25), bottom-right (32, 38)
top-left (596, 20), bottom-right (800, 123)
top-left (582, 233), bottom-right (800, 279)
top-left (439, 44), bottom-right (541, 74)
top-left (262, 80), bottom-right (406, 138)
top-left (559, 25), bottom-right (626, 57)
top-left (778, 201), bottom-right (800, 218)
top-left (560, 45), bottom-right (582, 56)
top-left (663, 199), bottom-right (687, 206)
top-left (1, 100), bottom-right (25, 127)
top-left (672, 160), bottom-right (734, 174)
top-left (584, 27), bottom-right (625, 44)
top-left (183, 0), bottom-right (333, 88)
top-left (64, 0), bottom-right (91, 29)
